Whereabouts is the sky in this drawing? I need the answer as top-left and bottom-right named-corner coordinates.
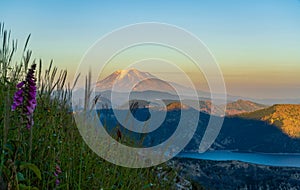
top-left (1, 0), bottom-right (300, 99)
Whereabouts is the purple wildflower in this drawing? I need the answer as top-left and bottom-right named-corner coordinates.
top-left (24, 64), bottom-right (37, 116)
top-left (55, 179), bottom-right (60, 186)
top-left (11, 64), bottom-right (37, 129)
top-left (55, 165), bottom-right (62, 174)
top-left (26, 116), bottom-right (34, 129)
top-left (11, 84), bottom-right (24, 111)
top-left (16, 81), bottom-right (25, 88)
top-left (54, 172), bottom-right (58, 177)
top-left (54, 164), bottom-right (62, 186)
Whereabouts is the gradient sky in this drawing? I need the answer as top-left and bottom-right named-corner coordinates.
top-left (1, 0), bottom-right (300, 99)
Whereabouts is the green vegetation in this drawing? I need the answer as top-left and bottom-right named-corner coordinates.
top-left (238, 106), bottom-right (276, 120)
top-left (0, 24), bottom-right (178, 189)
top-left (239, 105), bottom-right (300, 138)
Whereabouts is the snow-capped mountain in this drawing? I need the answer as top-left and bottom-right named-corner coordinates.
top-left (71, 68), bottom-right (198, 109)
top-left (96, 68), bottom-right (192, 94)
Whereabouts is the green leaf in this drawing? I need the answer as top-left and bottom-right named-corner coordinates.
top-left (1, 164), bottom-right (11, 177)
top-left (17, 172), bottom-right (25, 181)
top-left (20, 162), bottom-right (42, 180)
top-left (4, 143), bottom-right (14, 155)
top-left (143, 183), bottom-right (155, 189)
top-left (19, 184), bottom-right (39, 190)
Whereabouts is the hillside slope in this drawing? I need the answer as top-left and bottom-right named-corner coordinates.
top-left (239, 104), bottom-right (300, 138)
top-left (225, 99), bottom-right (268, 115)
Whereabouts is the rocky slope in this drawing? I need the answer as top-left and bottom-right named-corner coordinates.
top-left (172, 158), bottom-right (300, 190)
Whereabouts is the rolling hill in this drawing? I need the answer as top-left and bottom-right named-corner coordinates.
top-left (147, 99), bottom-right (267, 116)
top-left (166, 102), bottom-right (190, 111)
top-left (239, 104), bottom-right (300, 138)
top-left (225, 99), bottom-right (268, 115)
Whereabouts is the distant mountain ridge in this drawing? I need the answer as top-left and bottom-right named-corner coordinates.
top-left (225, 99), bottom-right (268, 115)
top-left (73, 68), bottom-right (300, 109)
top-left (142, 99), bottom-right (267, 116)
top-left (114, 98), bottom-right (267, 116)
top-left (166, 102), bottom-right (190, 111)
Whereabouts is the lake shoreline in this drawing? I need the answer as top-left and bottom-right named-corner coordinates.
top-left (172, 156), bottom-right (300, 189)
top-left (176, 151), bottom-right (300, 168)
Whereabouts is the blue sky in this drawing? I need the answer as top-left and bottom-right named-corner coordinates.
top-left (1, 0), bottom-right (300, 98)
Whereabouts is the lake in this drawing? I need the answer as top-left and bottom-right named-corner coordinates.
top-left (177, 151), bottom-right (300, 168)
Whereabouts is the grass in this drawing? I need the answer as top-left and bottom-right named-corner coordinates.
top-left (0, 23), bottom-right (178, 190)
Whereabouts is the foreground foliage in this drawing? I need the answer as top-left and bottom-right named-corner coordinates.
top-left (0, 23), bottom-right (176, 189)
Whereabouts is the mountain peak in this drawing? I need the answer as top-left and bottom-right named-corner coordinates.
top-left (115, 68), bottom-right (140, 73)
top-left (96, 68), bottom-right (176, 92)
top-left (116, 68), bottom-right (148, 80)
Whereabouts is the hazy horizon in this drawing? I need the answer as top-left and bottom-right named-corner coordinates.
top-left (2, 0), bottom-right (300, 99)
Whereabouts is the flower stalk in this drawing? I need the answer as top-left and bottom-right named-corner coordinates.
top-left (11, 63), bottom-right (37, 129)
top-left (54, 164), bottom-right (62, 187)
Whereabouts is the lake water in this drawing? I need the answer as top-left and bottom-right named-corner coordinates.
top-left (177, 151), bottom-right (300, 168)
